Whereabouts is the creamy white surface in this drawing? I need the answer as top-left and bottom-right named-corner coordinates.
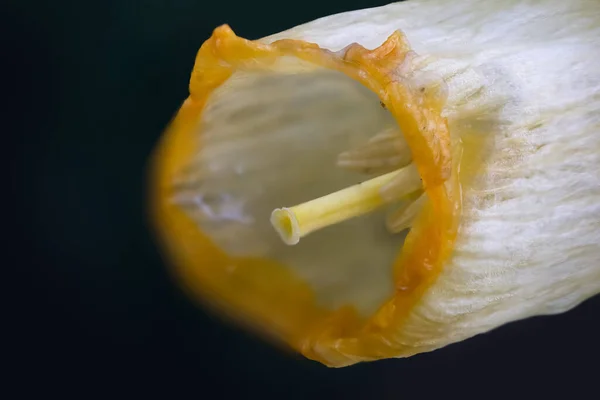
top-left (265, 0), bottom-right (600, 357)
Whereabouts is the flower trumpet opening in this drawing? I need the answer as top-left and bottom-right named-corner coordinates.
top-left (149, 24), bottom-right (462, 366)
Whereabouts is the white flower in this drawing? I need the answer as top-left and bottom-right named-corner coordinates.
top-left (149, 0), bottom-right (600, 367)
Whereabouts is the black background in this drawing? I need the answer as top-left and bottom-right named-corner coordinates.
top-left (6, 0), bottom-right (599, 397)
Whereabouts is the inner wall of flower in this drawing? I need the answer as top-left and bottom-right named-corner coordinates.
top-left (170, 57), bottom-right (426, 316)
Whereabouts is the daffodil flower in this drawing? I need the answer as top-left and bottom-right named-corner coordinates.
top-left (149, 0), bottom-right (600, 367)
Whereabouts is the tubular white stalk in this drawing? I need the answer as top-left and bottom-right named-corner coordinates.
top-left (263, 0), bottom-right (600, 363)
top-left (155, 0), bottom-right (600, 367)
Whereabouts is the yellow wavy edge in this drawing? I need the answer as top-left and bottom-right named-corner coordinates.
top-left (148, 25), bottom-right (463, 366)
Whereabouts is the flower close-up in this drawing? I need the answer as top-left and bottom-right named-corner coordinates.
top-left (148, 0), bottom-right (600, 367)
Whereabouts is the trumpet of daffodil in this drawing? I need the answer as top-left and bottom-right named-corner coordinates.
top-left (148, 0), bottom-right (600, 367)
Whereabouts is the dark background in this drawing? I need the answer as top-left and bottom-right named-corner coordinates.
top-left (6, 0), bottom-right (599, 397)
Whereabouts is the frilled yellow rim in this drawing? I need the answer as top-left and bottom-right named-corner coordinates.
top-left (148, 25), bottom-right (462, 367)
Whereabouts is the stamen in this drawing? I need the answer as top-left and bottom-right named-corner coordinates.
top-left (385, 193), bottom-right (426, 233)
top-left (379, 163), bottom-right (421, 203)
top-left (336, 128), bottom-right (411, 174)
top-left (270, 164), bottom-right (421, 245)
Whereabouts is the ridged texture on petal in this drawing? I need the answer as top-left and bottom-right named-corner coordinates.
top-left (264, 0), bottom-right (600, 361)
